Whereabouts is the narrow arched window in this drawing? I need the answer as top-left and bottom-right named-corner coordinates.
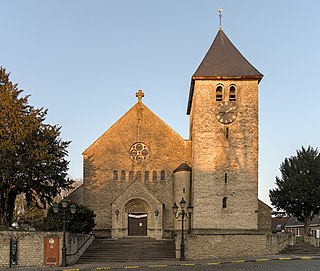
top-left (113, 171), bottom-right (118, 181)
top-left (222, 197), bottom-right (227, 209)
top-left (152, 171), bottom-right (157, 181)
top-left (229, 85), bottom-right (236, 101)
top-left (137, 171), bottom-right (141, 181)
top-left (216, 85), bottom-right (223, 101)
top-left (145, 171), bottom-right (150, 181)
top-left (121, 170), bottom-right (126, 181)
top-left (129, 171), bottom-right (133, 181)
top-left (160, 171), bottom-right (165, 180)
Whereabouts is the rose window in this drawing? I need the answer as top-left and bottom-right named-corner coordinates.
top-left (129, 142), bottom-right (149, 163)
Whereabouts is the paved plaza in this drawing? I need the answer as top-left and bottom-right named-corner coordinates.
top-left (1, 254), bottom-right (320, 271)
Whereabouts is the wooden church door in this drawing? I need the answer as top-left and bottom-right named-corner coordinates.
top-left (128, 214), bottom-right (147, 236)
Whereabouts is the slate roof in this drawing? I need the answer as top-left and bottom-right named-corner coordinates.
top-left (173, 163), bottom-right (192, 173)
top-left (271, 216), bottom-right (320, 232)
top-left (193, 29), bottom-right (263, 78)
top-left (286, 216), bottom-right (320, 227)
top-left (187, 29), bottom-right (263, 114)
top-left (272, 217), bottom-right (289, 232)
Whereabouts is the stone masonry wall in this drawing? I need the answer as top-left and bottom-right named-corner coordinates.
top-left (0, 232), bottom-right (11, 267)
top-left (72, 101), bottom-right (191, 237)
top-left (174, 231), bottom-right (290, 260)
top-left (0, 231), bottom-right (51, 267)
top-left (186, 234), bottom-right (267, 259)
top-left (173, 170), bottom-right (192, 231)
top-left (258, 200), bottom-right (272, 231)
top-left (66, 233), bottom-right (95, 265)
top-left (0, 231), bottom-right (93, 268)
top-left (190, 79), bottom-right (259, 230)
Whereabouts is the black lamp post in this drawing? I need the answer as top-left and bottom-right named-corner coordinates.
top-left (172, 198), bottom-right (193, 261)
top-left (52, 198), bottom-right (76, 267)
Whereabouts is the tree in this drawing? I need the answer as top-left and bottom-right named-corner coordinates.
top-left (57, 177), bottom-right (83, 200)
top-left (41, 202), bottom-right (96, 234)
top-left (13, 194), bottom-right (46, 229)
top-left (0, 67), bottom-right (73, 227)
top-left (269, 146), bottom-right (320, 237)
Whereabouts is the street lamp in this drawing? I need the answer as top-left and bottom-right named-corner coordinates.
top-left (172, 198), bottom-right (193, 261)
top-left (52, 198), bottom-right (76, 267)
top-left (115, 209), bottom-right (120, 222)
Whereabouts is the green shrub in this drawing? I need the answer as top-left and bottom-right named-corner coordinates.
top-left (41, 202), bottom-right (96, 234)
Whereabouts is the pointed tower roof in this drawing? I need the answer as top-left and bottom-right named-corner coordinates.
top-left (193, 29), bottom-right (263, 78)
top-left (187, 29), bottom-right (263, 114)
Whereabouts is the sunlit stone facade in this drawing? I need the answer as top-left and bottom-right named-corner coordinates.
top-left (69, 29), bottom-right (274, 259)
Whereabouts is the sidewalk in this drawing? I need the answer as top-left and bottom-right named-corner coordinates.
top-left (1, 254), bottom-right (320, 271)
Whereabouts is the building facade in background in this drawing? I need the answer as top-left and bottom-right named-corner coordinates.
top-left (69, 28), bottom-right (273, 259)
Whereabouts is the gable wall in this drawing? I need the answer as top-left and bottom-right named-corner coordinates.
top-left (78, 103), bottom-right (191, 234)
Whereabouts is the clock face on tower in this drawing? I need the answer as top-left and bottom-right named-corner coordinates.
top-left (215, 101), bottom-right (237, 124)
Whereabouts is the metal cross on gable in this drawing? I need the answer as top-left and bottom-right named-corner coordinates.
top-left (136, 89), bottom-right (144, 102)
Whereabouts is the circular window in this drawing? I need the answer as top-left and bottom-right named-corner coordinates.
top-left (129, 142), bottom-right (149, 163)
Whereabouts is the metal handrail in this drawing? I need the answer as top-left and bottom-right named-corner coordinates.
top-left (66, 233), bottom-right (95, 256)
top-left (278, 232), bottom-right (294, 246)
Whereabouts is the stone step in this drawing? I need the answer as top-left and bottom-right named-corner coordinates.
top-left (280, 242), bottom-right (320, 255)
top-left (77, 258), bottom-right (174, 263)
top-left (77, 237), bottom-right (176, 264)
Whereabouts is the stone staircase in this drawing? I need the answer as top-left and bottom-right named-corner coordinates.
top-left (280, 239), bottom-right (320, 255)
top-left (77, 237), bottom-right (176, 263)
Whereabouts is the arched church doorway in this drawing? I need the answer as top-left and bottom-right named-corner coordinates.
top-left (125, 198), bottom-right (150, 237)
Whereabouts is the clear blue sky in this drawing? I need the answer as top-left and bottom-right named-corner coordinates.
top-left (2, 1), bottom-right (320, 206)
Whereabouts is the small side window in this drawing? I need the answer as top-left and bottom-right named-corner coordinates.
top-left (229, 85), bottom-right (237, 101)
top-left (121, 170), bottom-right (126, 181)
top-left (216, 85), bottom-right (223, 101)
top-left (222, 197), bottom-right (227, 209)
top-left (137, 171), bottom-right (141, 181)
top-left (129, 171), bottom-right (133, 181)
top-left (145, 171), bottom-right (150, 181)
top-left (113, 171), bottom-right (118, 181)
top-left (160, 170), bottom-right (165, 180)
top-left (153, 171), bottom-right (157, 181)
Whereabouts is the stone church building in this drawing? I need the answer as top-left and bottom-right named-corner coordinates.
top-left (69, 27), bottom-right (273, 259)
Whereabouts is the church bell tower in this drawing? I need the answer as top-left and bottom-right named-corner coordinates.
top-left (187, 29), bottom-right (263, 230)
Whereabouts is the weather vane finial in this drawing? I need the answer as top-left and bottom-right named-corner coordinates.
top-left (218, 8), bottom-right (223, 30)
